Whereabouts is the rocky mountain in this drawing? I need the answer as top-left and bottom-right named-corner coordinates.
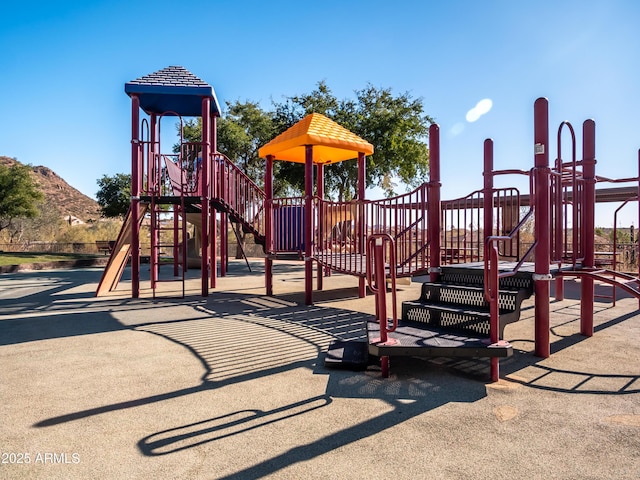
top-left (0, 156), bottom-right (101, 223)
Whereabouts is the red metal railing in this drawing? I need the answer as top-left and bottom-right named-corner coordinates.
top-left (366, 234), bottom-right (399, 342)
top-left (441, 187), bottom-right (522, 265)
top-left (212, 153), bottom-right (266, 241)
top-left (313, 184), bottom-right (429, 277)
top-left (366, 233), bottom-right (399, 377)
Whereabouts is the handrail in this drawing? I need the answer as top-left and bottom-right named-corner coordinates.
top-left (212, 153), bottom-right (267, 239)
top-left (366, 233), bottom-right (398, 343)
top-left (313, 183), bottom-right (429, 277)
top-left (441, 185), bottom-right (524, 265)
top-left (483, 207), bottom-right (536, 301)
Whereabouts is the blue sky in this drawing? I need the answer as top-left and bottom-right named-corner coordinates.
top-left (1, 0), bottom-right (639, 226)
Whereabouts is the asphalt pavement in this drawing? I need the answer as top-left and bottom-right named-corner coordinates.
top-left (1, 259), bottom-right (639, 479)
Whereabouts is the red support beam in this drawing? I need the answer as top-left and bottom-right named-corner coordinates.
top-left (304, 146), bottom-right (314, 305)
top-left (483, 138), bottom-right (494, 246)
top-left (220, 213), bottom-right (227, 277)
top-left (580, 119), bottom-right (596, 336)
top-left (358, 152), bottom-right (367, 297)
top-left (534, 98), bottom-right (551, 358)
top-left (428, 124), bottom-right (441, 282)
top-left (265, 155), bottom-right (274, 296)
top-left (210, 116), bottom-right (218, 289)
top-left (150, 114), bottom-right (158, 290)
top-left (200, 98), bottom-right (211, 297)
top-left (130, 94), bottom-right (141, 298)
top-left (317, 163), bottom-right (324, 291)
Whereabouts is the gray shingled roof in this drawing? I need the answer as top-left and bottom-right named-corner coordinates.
top-left (125, 66), bottom-right (221, 117)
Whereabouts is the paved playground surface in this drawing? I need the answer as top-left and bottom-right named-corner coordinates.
top-left (1, 260), bottom-right (639, 479)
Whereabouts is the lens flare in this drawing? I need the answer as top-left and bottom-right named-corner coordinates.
top-left (466, 98), bottom-right (493, 123)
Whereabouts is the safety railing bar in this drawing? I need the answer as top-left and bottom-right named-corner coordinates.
top-left (484, 207), bottom-right (535, 301)
top-left (492, 169), bottom-right (531, 176)
top-left (595, 175), bottom-right (640, 184)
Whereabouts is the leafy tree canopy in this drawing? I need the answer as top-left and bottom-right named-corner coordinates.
top-left (272, 81), bottom-right (434, 199)
top-left (0, 162), bottom-right (44, 232)
top-left (96, 173), bottom-right (131, 218)
top-left (179, 81), bottom-right (433, 200)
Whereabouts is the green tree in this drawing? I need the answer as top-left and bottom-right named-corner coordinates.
top-left (610, 228), bottom-right (631, 244)
top-left (0, 161), bottom-right (44, 235)
top-left (181, 82), bottom-right (433, 201)
top-left (4, 202), bottom-right (63, 244)
top-left (96, 173), bottom-right (131, 218)
top-left (180, 102), bottom-right (280, 257)
top-left (272, 81), bottom-right (433, 200)
top-left (181, 101), bottom-right (281, 193)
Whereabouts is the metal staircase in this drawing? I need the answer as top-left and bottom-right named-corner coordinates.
top-left (402, 265), bottom-right (534, 339)
top-left (211, 153), bottom-right (266, 249)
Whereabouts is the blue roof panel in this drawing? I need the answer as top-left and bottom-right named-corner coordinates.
top-left (125, 66), bottom-right (221, 116)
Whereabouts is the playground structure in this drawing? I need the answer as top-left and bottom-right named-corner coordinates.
top-left (97, 66), bottom-right (640, 380)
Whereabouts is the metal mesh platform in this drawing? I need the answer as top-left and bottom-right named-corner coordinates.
top-left (366, 320), bottom-right (512, 358)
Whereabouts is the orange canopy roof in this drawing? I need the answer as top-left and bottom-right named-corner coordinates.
top-left (258, 113), bottom-right (374, 164)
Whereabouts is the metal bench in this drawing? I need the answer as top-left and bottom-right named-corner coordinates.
top-left (96, 241), bottom-right (115, 255)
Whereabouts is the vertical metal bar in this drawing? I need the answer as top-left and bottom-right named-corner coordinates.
top-left (130, 94), bottom-right (141, 298)
top-left (149, 115), bottom-right (158, 288)
top-left (317, 163), bottom-right (324, 291)
top-left (534, 98), bottom-right (551, 358)
top-left (210, 154), bottom-right (218, 289)
top-left (220, 213), bottom-right (227, 277)
top-left (149, 114), bottom-right (157, 194)
top-left (358, 152), bottom-right (367, 297)
top-left (173, 203), bottom-right (179, 276)
top-left (304, 146), bottom-right (314, 305)
top-left (200, 98), bottom-right (211, 297)
top-left (265, 155), bottom-right (274, 296)
top-left (489, 243), bottom-right (500, 382)
top-left (209, 123), bottom-right (217, 289)
top-left (581, 119), bottom-right (596, 336)
top-left (428, 124), bottom-right (441, 282)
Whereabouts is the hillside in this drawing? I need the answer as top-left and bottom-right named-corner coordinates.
top-left (0, 156), bottom-right (101, 223)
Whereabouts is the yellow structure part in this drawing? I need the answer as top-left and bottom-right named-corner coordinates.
top-left (95, 204), bottom-right (149, 297)
top-left (258, 113), bottom-right (374, 164)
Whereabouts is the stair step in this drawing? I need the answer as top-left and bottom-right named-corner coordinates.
top-left (324, 340), bottom-right (369, 370)
top-left (403, 300), bottom-right (493, 337)
top-left (440, 265), bottom-right (534, 291)
top-left (420, 282), bottom-right (528, 310)
top-left (366, 320), bottom-right (512, 358)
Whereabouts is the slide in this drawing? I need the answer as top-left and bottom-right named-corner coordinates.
top-left (95, 204), bottom-right (149, 297)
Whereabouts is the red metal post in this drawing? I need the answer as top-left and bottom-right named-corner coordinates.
top-left (483, 138), bottom-right (500, 381)
top-left (200, 99), bottom-right (211, 297)
top-left (373, 239), bottom-right (388, 344)
top-left (210, 116), bottom-right (218, 289)
top-left (358, 152), bottom-right (367, 297)
top-left (489, 245), bottom-right (500, 382)
top-left (534, 98), bottom-right (551, 358)
top-left (150, 114), bottom-right (158, 289)
top-left (428, 124), bottom-right (441, 282)
top-left (580, 119), bottom-right (596, 336)
top-left (130, 94), bottom-right (141, 298)
top-left (265, 155), bottom-right (274, 296)
top-left (483, 139), bottom-right (494, 244)
top-left (317, 163), bottom-right (324, 291)
top-left (304, 146), bottom-right (314, 305)
top-left (221, 213), bottom-right (228, 277)
top-left (210, 207), bottom-right (216, 288)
